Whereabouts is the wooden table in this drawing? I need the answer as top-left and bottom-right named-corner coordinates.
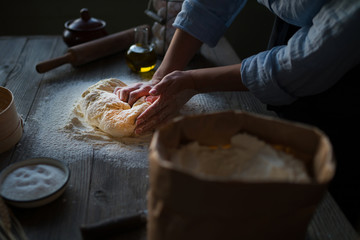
top-left (0, 35), bottom-right (359, 240)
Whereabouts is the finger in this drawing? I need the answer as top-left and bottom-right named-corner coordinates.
top-left (135, 108), bottom-right (178, 135)
top-left (136, 96), bottom-right (168, 125)
top-left (128, 85), bottom-right (152, 106)
top-left (136, 99), bottom-right (176, 131)
top-left (113, 87), bottom-right (121, 94)
top-left (118, 86), bottom-right (137, 102)
top-left (136, 99), bottom-right (163, 126)
top-left (145, 95), bottom-right (159, 103)
top-left (114, 87), bottom-right (126, 100)
top-left (149, 77), bottom-right (171, 96)
top-left (135, 118), bottom-right (158, 135)
top-left (118, 88), bottom-right (131, 102)
top-left (113, 87), bottom-right (121, 99)
top-left (115, 83), bottom-right (141, 102)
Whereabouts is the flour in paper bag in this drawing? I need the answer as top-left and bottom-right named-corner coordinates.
top-left (171, 133), bottom-right (311, 183)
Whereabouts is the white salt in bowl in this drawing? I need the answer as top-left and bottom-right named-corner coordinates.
top-left (0, 86), bottom-right (23, 153)
top-left (0, 158), bottom-right (70, 208)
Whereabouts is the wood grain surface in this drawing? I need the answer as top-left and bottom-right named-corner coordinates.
top-left (0, 36), bottom-right (359, 240)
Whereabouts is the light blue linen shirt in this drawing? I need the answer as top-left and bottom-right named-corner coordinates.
top-left (173, 0), bottom-right (360, 105)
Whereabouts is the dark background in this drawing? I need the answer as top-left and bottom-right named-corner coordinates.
top-left (0, 0), bottom-right (274, 59)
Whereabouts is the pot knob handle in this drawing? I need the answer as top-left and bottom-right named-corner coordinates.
top-left (80, 8), bottom-right (91, 22)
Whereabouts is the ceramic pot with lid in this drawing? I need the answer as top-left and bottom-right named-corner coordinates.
top-left (63, 8), bottom-right (108, 47)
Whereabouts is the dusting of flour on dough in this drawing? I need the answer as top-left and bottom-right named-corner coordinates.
top-left (76, 78), bottom-right (151, 138)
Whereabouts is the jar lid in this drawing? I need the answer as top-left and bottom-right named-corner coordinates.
top-left (65, 8), bottom-right (106, 31)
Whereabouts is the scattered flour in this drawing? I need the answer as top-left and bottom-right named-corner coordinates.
top-left (26, 78), bottom-right (212, 169)
top-left (28, 79), bottom-right (152, 169)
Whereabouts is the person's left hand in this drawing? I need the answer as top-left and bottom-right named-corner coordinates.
top-left (113, 79), bottom-right (160, 106)
top-left (135, 70), bottom-right (197, 135)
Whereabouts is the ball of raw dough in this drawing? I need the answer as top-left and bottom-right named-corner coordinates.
top-left (76, 78), bottom-right (151, 138)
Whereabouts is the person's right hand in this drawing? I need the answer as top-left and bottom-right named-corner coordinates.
top-left (113, 79), bottom-right (160, 106)
top-left (134, 70), bottom-right (198, 135)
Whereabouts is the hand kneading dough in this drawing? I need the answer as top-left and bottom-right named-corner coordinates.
top-left (76, 78), bottom-right (150, 137)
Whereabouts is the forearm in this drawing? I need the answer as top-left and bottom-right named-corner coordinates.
top-left (188, 64), bottom-right (248, 93)
top-left (153, 28), bottom-right (203, 80)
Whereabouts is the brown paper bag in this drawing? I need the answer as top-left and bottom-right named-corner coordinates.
top-left (147, 111), bottom-right (335, 240)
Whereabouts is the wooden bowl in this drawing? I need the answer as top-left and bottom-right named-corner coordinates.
top-left (0, 87), bottom-right (23, 153)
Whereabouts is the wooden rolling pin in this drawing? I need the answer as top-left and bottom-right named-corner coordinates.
top-left (36, 24), bottom-right (149, 73)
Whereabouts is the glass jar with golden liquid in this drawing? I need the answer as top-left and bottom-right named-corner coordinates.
top-left (126, 26), bottom-right (157, 73)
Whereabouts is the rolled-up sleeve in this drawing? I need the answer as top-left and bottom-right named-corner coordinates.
top-left (242, 0), bottom-right (360, 105)
top-left (173, 0), bottom-right (247, 47)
